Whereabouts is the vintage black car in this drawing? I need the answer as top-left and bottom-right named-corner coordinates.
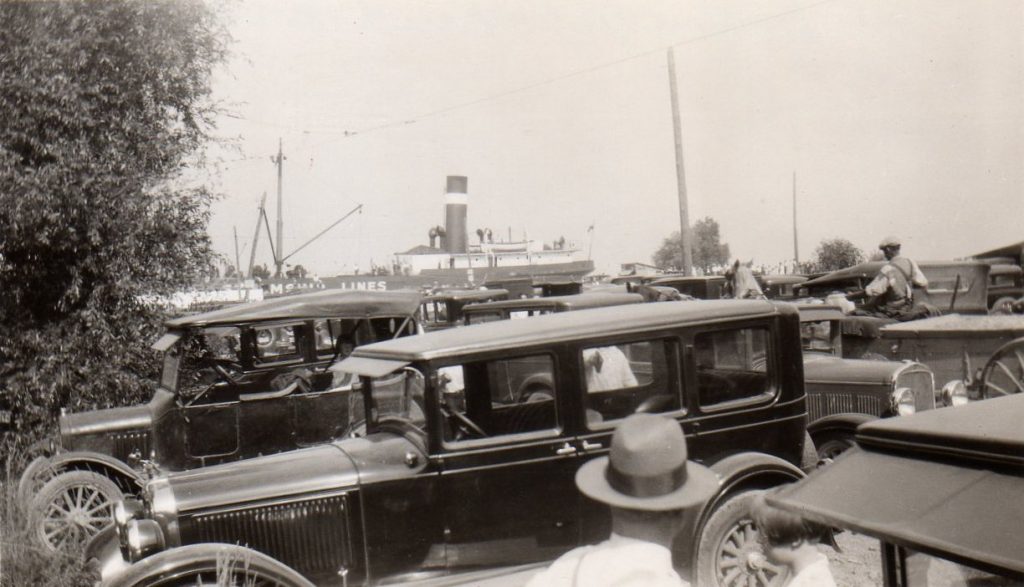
top-left (758, 274), bottom-right (808, 300)
top-left (22, 289), bottom-right (422, 553)
top-left (646, 274), bottom-right (728, 299)
top-left (418, 288), bottom-right (508, 331)
top-left (461, 291), bottom-right (643, 324)
top-left (796, 305), bottom-right (939, 460)
top-left (90, 300), bottom-right (813, 587)
top-left (770, 393), bottom-right (1024, 586)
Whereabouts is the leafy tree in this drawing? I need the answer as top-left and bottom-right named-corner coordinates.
top-left (652, 217), bottom-right (731, 273)
top-left (0, 1), bottom-right (227, 455)
top-left (251, 264), bottom-right (271, 280)
top-left (812, 238), bottom-right (865, 272)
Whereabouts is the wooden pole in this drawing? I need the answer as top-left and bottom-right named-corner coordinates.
top-left (233, 225), bottom-right (242, 285)
top-left (667, 47), bottom-right (693, 275)
top-left (247, 192), bottom-right (267, 278)
top-left (273, 138), bottom-right (285, 277)
top-left (793, 171), bottom-right (799, 267)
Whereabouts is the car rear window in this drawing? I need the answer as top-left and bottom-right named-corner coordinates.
top-left (694, 327), bottom-right (773, 409)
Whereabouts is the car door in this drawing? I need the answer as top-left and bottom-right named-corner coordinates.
top-left (435, 352), bottom-right (584, 568)
top-left (572, 336), bottom-right (691, 543)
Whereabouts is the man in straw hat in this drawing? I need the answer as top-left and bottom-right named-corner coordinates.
top-left (526, 413), bottom-right (719, 587)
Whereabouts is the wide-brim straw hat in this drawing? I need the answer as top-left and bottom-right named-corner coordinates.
top-left (575, 413), bottom-right (719, 511)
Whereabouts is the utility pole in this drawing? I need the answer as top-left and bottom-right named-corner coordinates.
top-left (233, 225), bottom-right (242, 285)
top-left (667, 47), bottom-right (693, 276)
top-left (248, 192), bottom-right (268, 278)
top-left (272, 138), bottom-right (286, 277)
top-left (792, 171), bottom-right (799, 267)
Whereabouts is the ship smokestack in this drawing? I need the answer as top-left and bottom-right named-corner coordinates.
top-left (444, 175), bottom-right (468, 254)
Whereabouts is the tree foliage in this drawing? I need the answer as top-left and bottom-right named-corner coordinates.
top-left (0, 1), bottom-right (227, 454)
top-left (812, 238), bottom-right (865, 272)
top-left (652, 217), bottom-right (731, 273)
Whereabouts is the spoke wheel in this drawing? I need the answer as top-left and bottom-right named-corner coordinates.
top-left (29, 470), bottom-right (123, 553)
top-left (980, 337), bottom-right (1024, 399)
top-left (697, 490), bottom-right (789, 587)
top-left (123, 544), bottom-right (315, 587)
top-left (17, 456), bottom-right (57, 508)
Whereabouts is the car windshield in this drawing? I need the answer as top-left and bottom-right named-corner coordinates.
top-left (800, 320), bottom-right (835, 353)
top-left (364, 367), bottom-right (426, 434)
top-left (173, 326), bottom-right (243, 395)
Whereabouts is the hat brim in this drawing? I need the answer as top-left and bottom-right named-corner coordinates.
top-left (575, 456), bottom-right (720, 512)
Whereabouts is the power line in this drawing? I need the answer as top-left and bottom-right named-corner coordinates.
top-left (234, 0), bottom-right (839, 155)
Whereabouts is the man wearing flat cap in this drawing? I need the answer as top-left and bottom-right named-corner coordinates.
top-left (855, 236), bottom-right (928, 319)
top-left (526, 413), bottom-right (719, 587)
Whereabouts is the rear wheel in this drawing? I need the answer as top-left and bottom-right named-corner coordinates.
top-left (29, 470), bottom-right (123, 552)
top-left (814, 432), bottom-right (854, 463)
top-left (980, 337), bottom-right (1024, 398)
top-left (696, 490), bottom-right (788, 587)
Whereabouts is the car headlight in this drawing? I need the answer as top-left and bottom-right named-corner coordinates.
top-left (125, 519), bottom-right (165, 562)
top-left (892, 387), bottom-right (916, 416)
top-left (114, 499), bottom-right (144, 559)
top-left (941, 380), bottom-right (969, 407)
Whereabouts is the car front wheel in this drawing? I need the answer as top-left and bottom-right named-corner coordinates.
top-left (814, 433), bottom-right (854, 463)
top-left (29, 470), bottom-right (123, 552)
top-left (696, 489), bottom-right (788, 587)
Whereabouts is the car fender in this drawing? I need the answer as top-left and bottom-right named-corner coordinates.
top-left (675, 452), bottom-right (804, 568)
top-left (107, 543), bottom-right (315, 587)
top-left (807, 413), bottom-right (877, 439)
top-left (44, 451), bottom-right (144, 493)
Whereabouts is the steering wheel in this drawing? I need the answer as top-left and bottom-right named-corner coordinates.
top-left (440, 405), bottom-right (486, 440)
top-left (209, 358), bottom-right (243, 386)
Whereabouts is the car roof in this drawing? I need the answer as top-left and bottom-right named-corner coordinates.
top-left (349, 299), bottom-right (787, 362)
top-left (648, 275), bottom-right (725, 287)
top-left (422, 288), bottom-right (509, 303)
top-left (803, 260), bottom-right (991, 288)
top-left (880, 314), bottom-right (1024, 337)
top-left (759, 274), bottom-right (808, 285)
top-left (770, 394), bottom-right (1024, 577)
top-left (462, 292), bottom-right (643, 313)
top-left (165, 289), bottom-right (423, 328)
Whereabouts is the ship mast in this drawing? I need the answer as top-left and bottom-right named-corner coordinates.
top-left (272, 138), bottom-right (286, 277)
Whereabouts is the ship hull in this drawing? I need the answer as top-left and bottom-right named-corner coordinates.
top-left (260, 260), bottom-right (594, 296)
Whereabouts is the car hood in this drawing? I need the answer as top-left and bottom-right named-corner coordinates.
top-left (61, 403), bottom-right (153, 440)
top-left (166, 433), bottom-right (427, 514)
top-left (802, 353), bottom-right (902, 384)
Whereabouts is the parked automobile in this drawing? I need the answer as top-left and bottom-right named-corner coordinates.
top-left (646, 275), bottom-right (727, 299)
top-left (461, 291), bottom-right (643, 324)
top-left (987, 263), bottom-right (1024, 310)
top-left (795, 305), bottom-right (940, 460)
top-left (89, 299), bottom-right (814, 587)
top-left (21, 289), bottom-right (422, 553)
top-left (419, 288), bottom-right (508, 331)
top-left (757, 274), bottom-right (808, 300)
top-left (770, 393), bottom-right (1024, 586)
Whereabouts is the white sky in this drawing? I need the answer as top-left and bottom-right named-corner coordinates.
top-left (201, 0), bottom-right (1023, 276)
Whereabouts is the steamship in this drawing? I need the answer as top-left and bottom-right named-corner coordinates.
top-left (265, 176), bottom-right (594, 296)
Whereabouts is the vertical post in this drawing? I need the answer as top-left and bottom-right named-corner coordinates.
top-left (233, 225), bottom-right (242, 285)
top-left (273, 138), bottom-right (285, 277)
top-left (667, 47), bottom-right (693, 276)
top-left (792, 171), bottom-right (799, 267)
top-left (248, 192), bottom-right (268, 278)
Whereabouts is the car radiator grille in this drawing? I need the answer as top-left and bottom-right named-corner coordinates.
top-left (897, 369), bottom-right (935, 412)
top-left (111, 430), bottom-right (151, 463)
top-left (807, 393), bottom-right (884, 422)
top-left (190, 494), bottom-right (352, 577)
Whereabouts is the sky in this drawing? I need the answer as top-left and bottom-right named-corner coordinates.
top-left (200, 0), bottom-right (1023, 277)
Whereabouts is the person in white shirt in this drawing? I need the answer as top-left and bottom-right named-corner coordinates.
top-left (856, 235), bottom-right (929, 318)
top-left (526, 414), bottom-right (720, 587)
top-left (751, 492), bottom-right (838, 587)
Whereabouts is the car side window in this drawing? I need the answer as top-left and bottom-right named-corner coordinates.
top-left (253, 323), bottom-right (303, 365)
top-left (694, 327), bottom-right (772, 409)
top-left (582, 340), bottom-right (681, 426)
top-left (437, 354), bottom-right (558, 445)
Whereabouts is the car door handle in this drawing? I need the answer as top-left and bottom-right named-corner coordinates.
top-left (581, 440), bottom-right (602, 451)
top-left (555, 443), bottom-right (577, 456)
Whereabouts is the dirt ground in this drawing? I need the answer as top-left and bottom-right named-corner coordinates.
top-left (827, 531), bottom-right (884, 587)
